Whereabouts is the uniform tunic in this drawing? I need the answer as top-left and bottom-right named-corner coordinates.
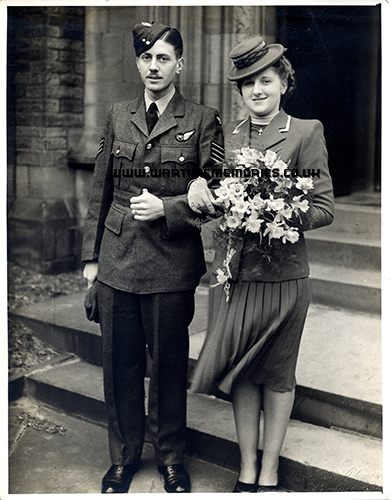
top-left (82, 89), bottom-right (223, 292)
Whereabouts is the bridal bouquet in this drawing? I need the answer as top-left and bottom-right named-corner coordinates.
top-left (212, 146), bottom-right (314, 300)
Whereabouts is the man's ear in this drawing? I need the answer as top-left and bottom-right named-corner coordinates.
top-left (176, 57), bottom-right (184, 74)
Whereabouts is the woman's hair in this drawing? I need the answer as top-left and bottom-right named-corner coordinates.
top-left (160, 28), bottom-right (183, 59)
top-left (236, 55), bottom-right (296, 105)
top-left (270, 56), bottom-right (296, 105)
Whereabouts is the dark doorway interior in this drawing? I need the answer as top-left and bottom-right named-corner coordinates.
top-left (276, 5), bottom-right (381, 197)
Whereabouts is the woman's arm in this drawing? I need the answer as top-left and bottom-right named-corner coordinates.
top-left (298, 120), bottom-right (335, 231)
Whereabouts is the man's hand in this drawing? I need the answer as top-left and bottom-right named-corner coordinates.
top-left (188, 178), bottom-right (216, 214)
top-left (130, 188), bottom-right (165, 221)
top-left (83, 261), bottom-right (98, 289)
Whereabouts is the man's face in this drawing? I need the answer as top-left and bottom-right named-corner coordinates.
top-left (136, 39), bottom-right (183, 100)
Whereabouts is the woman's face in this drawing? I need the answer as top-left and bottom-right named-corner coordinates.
top-left (241, 67), bottom-right (287, 117)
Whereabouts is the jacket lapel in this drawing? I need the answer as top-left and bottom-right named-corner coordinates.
top-left (226, 117), bottom-right (251, 150)
top-left (259, 110), bottom-right (291, 153)
top-left (130, 96), bottom-right (149, 137)
top-left (148, 90), bottom-right (184, 141)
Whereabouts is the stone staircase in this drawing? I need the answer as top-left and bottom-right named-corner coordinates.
top-left (9, 198), bottom-right (382, 492)
top-left (306, 202), bottom-right (381, 314)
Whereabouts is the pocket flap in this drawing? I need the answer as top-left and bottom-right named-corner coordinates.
top-left (111, 140), bottom-right (137, 161)
top-left (104, 204), bottom-right (126, 235)
top-left (161, 146), bottom-right (198, 165)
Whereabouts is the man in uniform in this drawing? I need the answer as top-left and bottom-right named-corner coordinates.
top-left (82, 21), bottom-right (224, 493)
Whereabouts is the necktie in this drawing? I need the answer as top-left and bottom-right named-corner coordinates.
top-left (146, 102), bottom-right (159, 134)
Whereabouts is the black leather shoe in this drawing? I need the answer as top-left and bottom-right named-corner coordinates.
top-left (233, 479), bottom-right (257, 492)
top-left (101, 464), bottom-right (140, 493)
top-left (158, 464), bottom-right (191, 493)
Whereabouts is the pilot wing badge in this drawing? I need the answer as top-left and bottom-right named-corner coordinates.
top-left (176, 130), bottom-right (195, 142)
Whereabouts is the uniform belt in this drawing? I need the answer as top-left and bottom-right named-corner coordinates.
top-left (113, 187), bottom-right (141, 207)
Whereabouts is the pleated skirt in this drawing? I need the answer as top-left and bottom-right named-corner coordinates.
top-left (190, 278), bottom-right (310, 396)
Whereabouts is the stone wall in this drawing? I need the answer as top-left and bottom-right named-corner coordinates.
top-left (8, 7), bottom-right (85, 273)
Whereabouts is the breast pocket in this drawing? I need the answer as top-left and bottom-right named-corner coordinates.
top-left (104, 203), bottom-right (126, 235)
top-left (160, 146), bottom-right (199, 194)
top-left (111, 140), bottom-right (137, 187)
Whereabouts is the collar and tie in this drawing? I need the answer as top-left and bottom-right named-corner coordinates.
top-left (146, 101), bottom-right (159, 134)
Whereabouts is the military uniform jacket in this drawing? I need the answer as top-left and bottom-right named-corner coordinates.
top-left (82, 89), bottom-right (224, 293)
top-left (211, 109), bottom-right (335, 283)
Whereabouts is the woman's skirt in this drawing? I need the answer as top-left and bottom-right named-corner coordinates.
top-left (190, 278), bottom-right (310, 396)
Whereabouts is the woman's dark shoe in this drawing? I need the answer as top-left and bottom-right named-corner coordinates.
top-left (256, 484), bottom-right (287, 492)
top-left (101, 463), bottom-right (140, 493)
top-left (158, 464), bottom-right (191, 493)
top-left (233, 479), bottom-right (258, 492)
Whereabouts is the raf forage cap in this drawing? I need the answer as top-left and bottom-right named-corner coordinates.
top-left (227, 36), bottom-right (286, 81)
top-left (133, 21), bottom-right (171, 57)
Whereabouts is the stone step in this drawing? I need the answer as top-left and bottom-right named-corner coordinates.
top-left (10, 286), bottom-right (382, 438)
top-left (309, 263), bottom-right (381, 314)
top-left (11, 356), bottom-right (382, 492)
top-left (319, 203), bottom-right (380, 238)
top-left (306, 230), bottom-right (380, 271)
top-left (9, 396), bottom-right (237, 494)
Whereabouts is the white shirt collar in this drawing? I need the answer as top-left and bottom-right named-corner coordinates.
top-left (144, 87), bottom-right (176, 117)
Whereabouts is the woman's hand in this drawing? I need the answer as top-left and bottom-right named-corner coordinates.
top-left (130, 188), bottom-right (165, 221)
top-left (83, 261), bottom-right (98, 289)
top-left (188, 178), bottom-right (216, 214)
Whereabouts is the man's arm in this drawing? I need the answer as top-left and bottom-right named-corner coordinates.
top-left (162, 107), bottom-right (224, 234)
top-left (81, 105), bottom-right (114, 262)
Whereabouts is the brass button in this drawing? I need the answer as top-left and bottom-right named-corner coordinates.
top-left (179, 156), bottom-right (185, 163)
top-left (144, 166), bottom-right (151, 174)
top-left (115, 147), bottom-right (120, 154)
top-left (146, 143), bottom-right (152, 150)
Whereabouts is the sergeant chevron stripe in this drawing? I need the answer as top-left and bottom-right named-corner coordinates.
top-left (96, 138), bottom-right (105, 158)
top-left (211, 141), bottom-right (225, 164)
